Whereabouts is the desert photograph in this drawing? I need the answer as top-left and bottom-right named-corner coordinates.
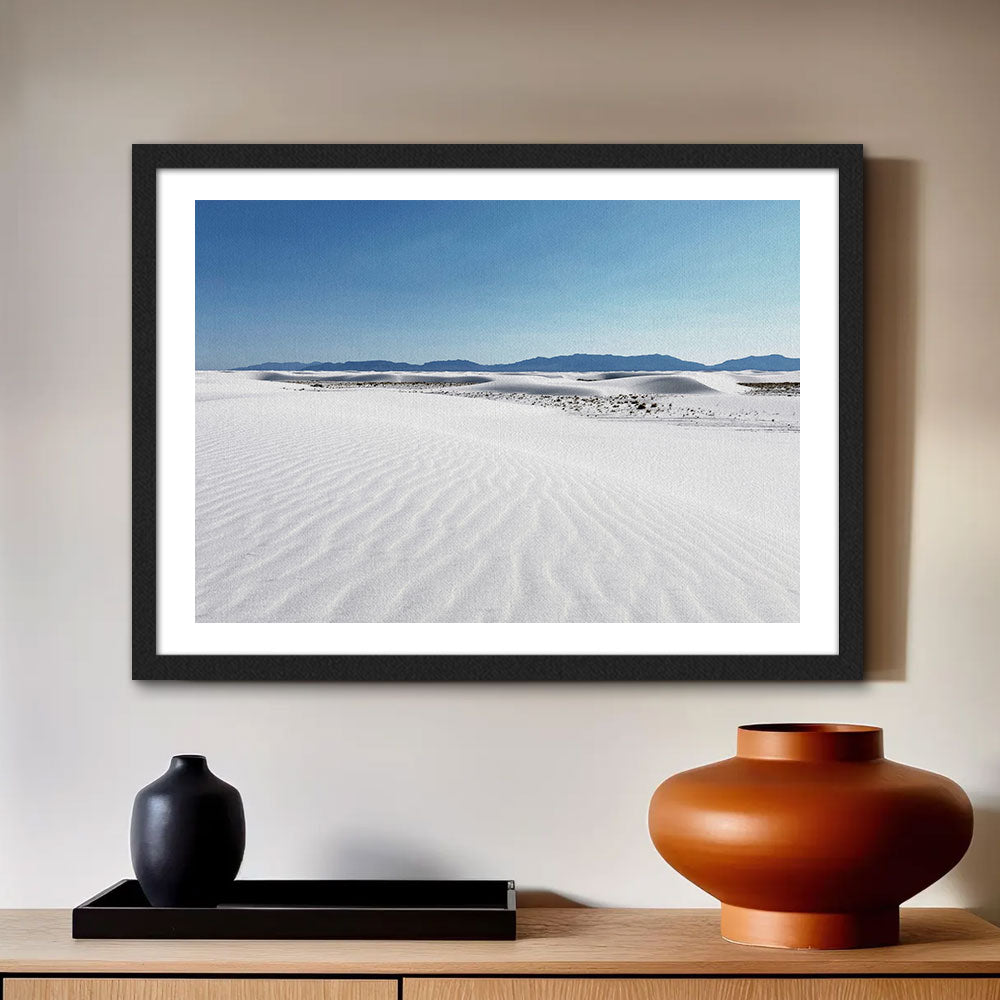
top-left (195, 199), bottom-right (800, 625)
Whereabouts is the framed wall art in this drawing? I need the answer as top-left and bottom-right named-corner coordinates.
top-left (133, 143), bottom-right (863, 681)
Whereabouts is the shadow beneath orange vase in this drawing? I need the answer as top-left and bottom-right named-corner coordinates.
top-left (863, 158), bottom-right (920, 681)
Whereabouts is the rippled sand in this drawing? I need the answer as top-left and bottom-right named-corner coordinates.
top-left (196, 370), bottom-right (799, 624)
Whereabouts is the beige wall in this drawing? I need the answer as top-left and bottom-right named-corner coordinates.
top-left (4, 0), bottom-right (1000, 911)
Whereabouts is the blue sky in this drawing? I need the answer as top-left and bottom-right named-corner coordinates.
top-left (195, 200), bottom-right (799, 369)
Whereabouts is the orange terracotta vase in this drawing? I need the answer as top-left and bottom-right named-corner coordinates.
top-left (648, 724), bottom-right (973, 950)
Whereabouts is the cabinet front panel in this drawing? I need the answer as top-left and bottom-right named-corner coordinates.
top-left (405, 977), bottom-right (1000, 1000)
top-left (5, 981), bottom-right (396, 1000)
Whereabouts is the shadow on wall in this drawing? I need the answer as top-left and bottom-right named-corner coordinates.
top-left (864, 158), bottom-right (920, 682)
top-left (328, 833), bottom-right (458, 879)
top-left (954, 804), bottom-right (1000, 926)
top-left (324, 832), bottom-right (588, 906)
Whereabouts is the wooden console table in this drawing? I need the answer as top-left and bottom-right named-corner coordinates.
top-left (1, 909), bottom-right (1000, 999)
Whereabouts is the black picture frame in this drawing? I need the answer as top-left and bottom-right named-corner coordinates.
top-left (133, 143), bottom-right (863, 682)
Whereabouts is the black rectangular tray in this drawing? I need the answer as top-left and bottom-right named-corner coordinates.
top-left (73, 879), bottom-right (516, 940)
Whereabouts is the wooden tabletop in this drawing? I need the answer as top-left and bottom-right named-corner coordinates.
top-left (0, 909), bottom-right (998, 976)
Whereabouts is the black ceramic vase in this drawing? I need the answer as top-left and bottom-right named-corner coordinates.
top-left (130, 755), bottom-right (245, 907)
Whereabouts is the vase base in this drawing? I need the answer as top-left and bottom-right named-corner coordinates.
top-left (720, 904), bottom-right (900, 949)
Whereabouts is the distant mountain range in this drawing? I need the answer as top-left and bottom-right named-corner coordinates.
top-left (234, 353), bottom-right (799, 373)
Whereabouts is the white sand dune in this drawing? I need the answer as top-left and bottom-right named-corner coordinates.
top-left (582, 374), bottom-right (720, 395)
top-left (254, 369), bottom-right (799, 404)
top-left (461, 376), bottom-right (604, 397)
top-left (578, 372), bottom-right (717, 393)
top-left (196, 371), bottom-right (799, 624)
top-left (255, 371), bottom-right (493, 386)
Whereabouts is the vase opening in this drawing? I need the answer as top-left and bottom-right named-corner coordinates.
top-left (170, 754), bottom-right (209, 770)
top-left (737, 723), bottom-right (883, 762)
